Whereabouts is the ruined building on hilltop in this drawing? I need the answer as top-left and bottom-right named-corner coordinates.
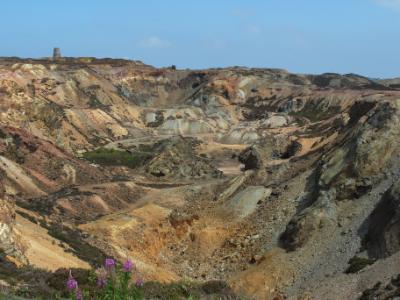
top-left (53, 47), bottom-right (61, 60)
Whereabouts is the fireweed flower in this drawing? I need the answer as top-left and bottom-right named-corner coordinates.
top-left (104, 258), bottom-right (116, 270)
top-left (123, 259), bottom-right (134, 272)
top-left (66, 270), bottom-right (78, 291)
top-left (76, 289), bottom-right (83, 300)
top-left (135, 278), bottom-right (144, 288)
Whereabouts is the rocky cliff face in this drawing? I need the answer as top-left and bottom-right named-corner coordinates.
top-left (365, 181), bottom-right (400, 258)
top-left (0, 57), bottom-right (400, 299)
top-left (0, 180), bottom-right (27, 265)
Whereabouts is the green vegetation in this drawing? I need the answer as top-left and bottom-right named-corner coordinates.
top-left (289, 104), bottom-right (341, 123)
top-left (0, 128), bottom-right (7, 139)
top-left (0, 260), bottom-right (234, 299)
top-left (141, 281), bottom-right (202, 300)
top-left (88, 96), bottom-right (103, 108)
top-left (82, 148), bottom-right (150, 169)
top-left (345, 256), bottom-right (375, 274)
top-left (65, 259), bottom-right (143, 300)
top-left (47, 225), bottom-right (107, 267)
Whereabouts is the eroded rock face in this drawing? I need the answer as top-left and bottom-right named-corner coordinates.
top-left (319, 100), bottom-right (400, 200)
top-left (0, 181), bottom-right (27, 265)
top-left (281, 100), bottom-right (400, 251)
top-left (281, 189), bottom-right (337, 250)
top-left (365, 182), bottom-right (400, 258)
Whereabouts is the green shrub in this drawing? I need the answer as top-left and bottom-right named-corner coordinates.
top-left (345, 256), bottom-right (375, 274)
top-left (82, 148), bottom-right (150, 169)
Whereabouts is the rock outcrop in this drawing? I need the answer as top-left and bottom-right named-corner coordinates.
top-left (365, 181), bottom-right (400, 258)
top-left (318, 100), bottom-right (400, 200)
top-left (238, 134), bottom-right (294, 170)
top-left (281, 100), bottom-right (400, 251)
top-left (0, 180), bottom-right (27, 265)
top-left (145, 136), bottom-right (223, 178)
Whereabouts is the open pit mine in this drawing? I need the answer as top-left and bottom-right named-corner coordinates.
top-left (0, 55), bottom-right (400, 299)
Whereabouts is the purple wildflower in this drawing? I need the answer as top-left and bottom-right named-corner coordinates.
top-left (76, 289), bottom-right (83, 300)
top-left (123, 259), bottom-right (134, 272)
top-left (66, 270), bottom-right (78, 291)
top-left (135, 278), bottom-right (144, 288)
top-left (104, 258), bottom-right (116, 270)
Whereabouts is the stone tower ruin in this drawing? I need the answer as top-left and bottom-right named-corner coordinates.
top-left (53, 47), bottom-right (61, 60)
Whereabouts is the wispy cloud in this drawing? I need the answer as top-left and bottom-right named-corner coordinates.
top-left (374, 0), bottom-right (400, 9)
top-left (138, 36), bottom-right (171, 48)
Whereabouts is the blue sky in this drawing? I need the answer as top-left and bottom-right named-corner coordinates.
top-left (1, 0), bottom-right (400, 78)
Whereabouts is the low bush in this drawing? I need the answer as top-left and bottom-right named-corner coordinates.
top-left (345, 256), bottom-right (375, 274)
top-left (82, 148), bottom-right (150, 169)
